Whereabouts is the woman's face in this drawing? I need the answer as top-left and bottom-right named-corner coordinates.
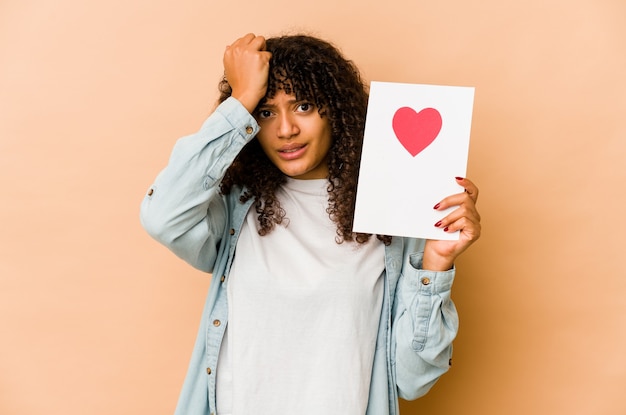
top-left (254, 90), bottom-right (332, 180)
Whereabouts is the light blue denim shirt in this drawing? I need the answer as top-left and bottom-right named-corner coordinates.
top-left (140, 97), bottom-right (458, 415)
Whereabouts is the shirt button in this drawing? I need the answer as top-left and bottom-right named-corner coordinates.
top-left (206, 367), bottom-right (212, 375)
top-left (229, 228), bottom-right (235, 235)
top-left (245, 126), bottom-right (253, 134)
top-left (421, 277), bottom-right (431, 286)
top-left (213, 319), bottom-right (221, 327)
top-left (147, 188), bottom-right (154, 196)
top-left (220, 275), bottom-right (226, 283)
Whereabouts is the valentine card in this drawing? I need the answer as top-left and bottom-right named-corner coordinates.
top-left (353, 81), bottom-right (475, 240)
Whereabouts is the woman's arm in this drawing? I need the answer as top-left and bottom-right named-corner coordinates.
top-left (392, 240), bottom-right (458, 400)
top-left (393, 178), bottom-right (481, 398)
top-left (140, 97), bottom-right (259, 272)
top-left (140, 34), bottom-right (272, 271)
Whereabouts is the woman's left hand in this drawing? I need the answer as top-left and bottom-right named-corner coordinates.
top-left (422, 177), bottom-right (482, 271)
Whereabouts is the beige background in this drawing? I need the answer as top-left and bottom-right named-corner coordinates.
top-left (1, 0), bottom-right (625, 414)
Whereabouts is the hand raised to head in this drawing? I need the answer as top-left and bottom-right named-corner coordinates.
top-left (223, 33), bottom-right (272, 114)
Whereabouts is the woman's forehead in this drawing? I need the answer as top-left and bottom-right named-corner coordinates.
top-left (263, 80), bottom-right (316, 104)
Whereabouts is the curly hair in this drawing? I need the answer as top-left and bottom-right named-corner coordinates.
top-left (219, 34), bottom-right (391, 245)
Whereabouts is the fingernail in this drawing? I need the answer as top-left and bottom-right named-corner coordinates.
top-left (443, 226), bottom-right (449, 232)
top-left (455, 177), bottom-right (464, 181)
top-left (433, 203), bottom-right (441, 210)
top-left (435, 221), bottom-right (442, 228)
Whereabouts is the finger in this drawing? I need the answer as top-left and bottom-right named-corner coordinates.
top-left (249, 34), bottom-right (267, 51)
top-left (455, 177), bottom-right (479, 203)
top-left (239, 32), bottom-right (257, 44)
top-left (223, 35), bottom-right (266, 69)
top-left (443, 216), bottom-right (482, 241)
top-left (226, 33), bottom-right (255, 52)
top-left (234, 33), bottom-right (265, 51)
top-left (434, 190), bottom-right (475, 212)
top-left (434, 202), bottom-right (480, 230)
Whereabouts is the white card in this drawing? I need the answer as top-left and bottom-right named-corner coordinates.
top-left (353, 81), bottom-right (475, 240)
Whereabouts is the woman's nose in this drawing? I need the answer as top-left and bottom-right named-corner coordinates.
top-left (277, 113), bottom-right (299, 138)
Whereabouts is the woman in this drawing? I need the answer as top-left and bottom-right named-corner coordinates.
top-left (141, 33), bottom-right (481, 415)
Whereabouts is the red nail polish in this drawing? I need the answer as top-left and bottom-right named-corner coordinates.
top-left (443, 226), bottom-right (449, 232)
top-left (433, 203), bottom-right (441, 210)
top-left (435, 221), bottom-right (442, 227)
top-left (455, 177), bottom-right (464, 181)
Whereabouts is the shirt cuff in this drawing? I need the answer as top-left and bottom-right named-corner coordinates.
top-left (406, 252), bottom-right (455, 294)
top-left (213, 97), bottom-right (260, 139)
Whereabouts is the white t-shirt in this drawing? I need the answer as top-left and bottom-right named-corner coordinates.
top-left (216, 178), bottom-right (385, 415)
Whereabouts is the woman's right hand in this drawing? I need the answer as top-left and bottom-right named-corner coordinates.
top-left (223, 33), bottom-right (272, 114)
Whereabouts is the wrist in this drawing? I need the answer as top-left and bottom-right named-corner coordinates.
top-left (421, 250), bottom-right (454, 272)
top-left (421, 258), bottom-right (453, 272)
top-left (231, 94), bottom-right (258, 114)
top-left (231, 87), bottom-right (265, 114)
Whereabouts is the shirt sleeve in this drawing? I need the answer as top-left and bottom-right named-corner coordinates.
top-left (139, 97), bottom-right (259, 272)
top-left (392, 238), bottom-right (459, 400)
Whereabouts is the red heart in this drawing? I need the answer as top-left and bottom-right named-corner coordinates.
top-left (392, 107), bottom-right (442, 157)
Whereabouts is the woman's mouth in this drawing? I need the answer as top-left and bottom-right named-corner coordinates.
top-left (278, 144), bottom-right (307, 160)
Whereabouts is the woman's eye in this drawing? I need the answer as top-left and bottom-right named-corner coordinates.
top-left (297, 103), bottom-right (312, 112)
top-left (257, 109), bottom-right (272, 119)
